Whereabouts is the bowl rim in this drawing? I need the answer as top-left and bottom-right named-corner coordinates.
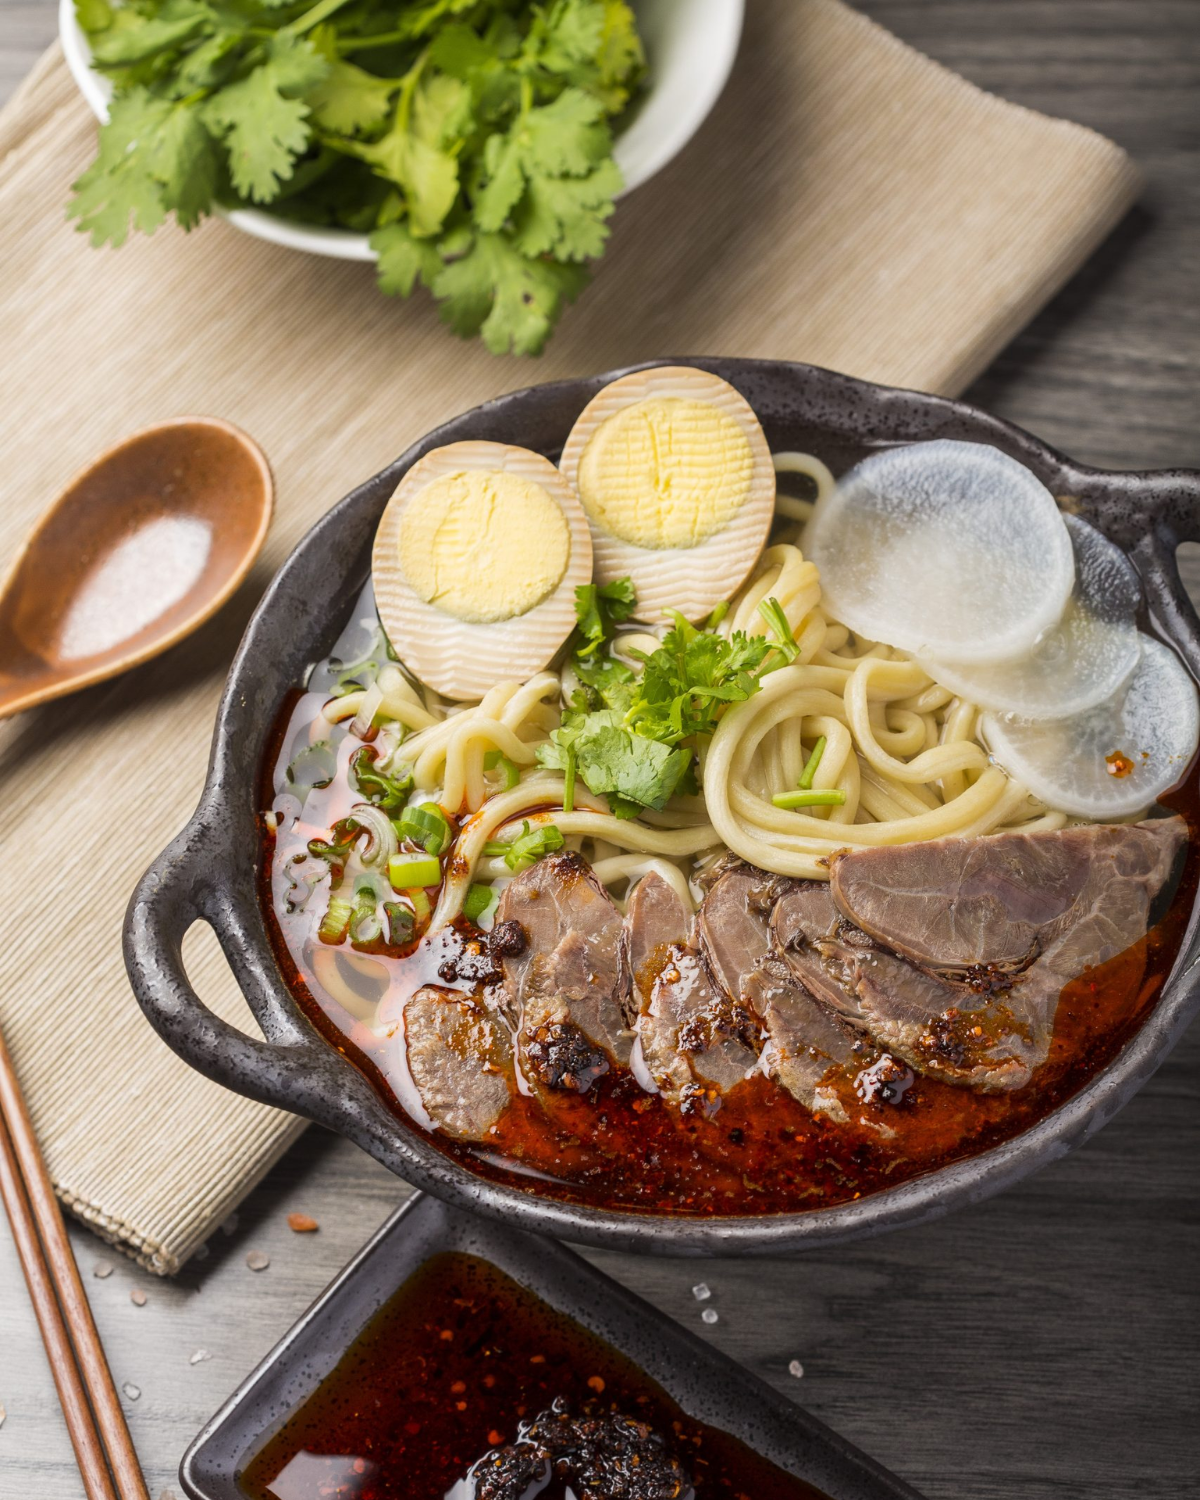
top-left (124, 356), bottom-right (1200, 1256)
top-left (58, 0), bottom-right (745, 264)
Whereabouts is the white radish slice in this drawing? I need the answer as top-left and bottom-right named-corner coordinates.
top-left (921, 516), bottom-right (1141, 719)
top-left (981, 635), bottom-right (1199, 818)
top-left (804, 440), bottom-right (1074, 664)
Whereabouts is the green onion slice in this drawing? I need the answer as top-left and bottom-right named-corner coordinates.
top-left (462, 883), bottom-right (497, 924)
top-left (772, 788), bottom-right (847, 810)
top-left (388, 853), bottom-right (442, 889)
top-left (798, 735), bottom-right (827, 790)
top-left (483, 749), bottom-right (520, 790)
top-left (317, 895), bottom-right (353, 944)
top-left (396, 802), bottom-right (452, 855)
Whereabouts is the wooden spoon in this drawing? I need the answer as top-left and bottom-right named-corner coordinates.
top-left (0, 417), bottom-right (273, 720)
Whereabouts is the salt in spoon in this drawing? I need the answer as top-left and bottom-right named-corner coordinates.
top-left (0, 417), bottom-right (273, 720)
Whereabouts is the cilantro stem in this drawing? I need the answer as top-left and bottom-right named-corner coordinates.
top-left (563, 745), bottom-right (576, 814)
top-left (337, 29), bottom-right (412, 53)
top-left (798, 736), bottom-right (826, 790)
top-left (772, 788), bottom-right (847, 809)
top-left (288, 0), bottom-right (358, 37)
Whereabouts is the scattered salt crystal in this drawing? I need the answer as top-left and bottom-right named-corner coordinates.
top-left (0, 1402), bottom-right (6, 1428)
top-left (189, 1350), bottom-right (212, 1366)
top-left (93, 1261), bottom-right (114, 1279)
top-left (788, 1360), bottom-right (805, 1379)
top-left (220, 1213), bottom-right (240, 1236)
top-left (160, 1490), bottom-right (178, 1500)
top-left (691, 1283), bottom-right (711, 1302)
top-left (246, 1250), bottom-right (270, 1272)
top-left (193, 1243), bottom-right (209, 1262)
top-left (122, 1383), bottom-right (141, 1402)
top-left (701, 1309), bottom-right (719, 1325)
top-left (130, 1289), bottom-right (147, 1307)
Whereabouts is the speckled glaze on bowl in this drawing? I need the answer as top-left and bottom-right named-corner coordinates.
top-left (124, 358), bottom-right (1200, 1257)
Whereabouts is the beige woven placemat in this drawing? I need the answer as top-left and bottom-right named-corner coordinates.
top-left (0, 0), bottom-right (1139, 1274)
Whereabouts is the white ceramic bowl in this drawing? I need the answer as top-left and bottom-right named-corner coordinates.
top-left (60, 0), bottom-right (743, 262)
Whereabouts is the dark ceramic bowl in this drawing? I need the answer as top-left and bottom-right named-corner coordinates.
top-left (125, 357), bottom-right (1200, 1256)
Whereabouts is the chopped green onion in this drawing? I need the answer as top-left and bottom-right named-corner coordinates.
top-left (484, 749), bottom-right (520, 790)
top-left (396, 802), bottom-right (452, 855)
top-left (705, 599), bottom-right (730, 630)
top-left (483, 819), bottom-right (565, 872)
top-left (388, 853), bottom-right (442, 889)
top-left (798, 735), bottom-right (827, 790)
top-left (562, 744), bottom-right (576, 814)
top-left (462, 883), bottom-right (497, 924)
top-left (317, 895), bottom-right (353, 944)
top-left (772, 788), bottom-right (847, 810)
top-left (350, 746), bottom-right (413, 812)
top-left (757, 597), bottom-right (800, 663)
top-left (349, 881), bottom-right (381, 945)
top-left (308, 833), bottom-right (355, 866)
top-left (383, 900), bottom-right (415, 947)
top-left (408, 887), bottom-right (432, 924)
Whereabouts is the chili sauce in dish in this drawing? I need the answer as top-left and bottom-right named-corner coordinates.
top-left (239, 1252), bottom-right (830, 1500)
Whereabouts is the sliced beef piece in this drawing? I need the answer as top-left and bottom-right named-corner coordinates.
top-left (636, 946), bottom-right (759, 1115)
top-left (402, 985), bottom-right (513, 1141)
top-left (779, 819), bottom-right (1187, 1092)
top-left (696, 863), bottom-right (793, 1008)
top-left (828, 818), bottom-right (1187, 975)
top-left (625, 871), bottom-right (692, 1010)
top-left (742, 952), bottom-right (870, 1123)
top-left (497, 852), bottom-right (632, 1092)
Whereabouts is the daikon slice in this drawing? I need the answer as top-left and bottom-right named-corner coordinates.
top-left (921, 516), bottom-right (1140, 719)
top-left (981, 635), bottom-right (1199, 818)
top-left (805, 440), bottom-right (1074, 664)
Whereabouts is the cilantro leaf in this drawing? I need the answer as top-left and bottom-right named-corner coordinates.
top-left (538, 713), bottom-right (690, 817)
top-left (205, 39), bottom-right (328, 203)
top-left (371, 220), bottom-right (443, 295)
top-left (511, 156), bottom-right (621, 260)
top-left (574, 577), bottom-right (636, 655)
top-left (432, 230), bottom-right (588, 356)
top-left (307, 61), bottom-right (396, 135)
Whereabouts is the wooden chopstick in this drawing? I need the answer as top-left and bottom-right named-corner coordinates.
top-left (0, 1025), bottom-right (149, 1500)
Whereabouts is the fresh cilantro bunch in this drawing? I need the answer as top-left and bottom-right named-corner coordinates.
top-left (69, 0), bottom-right (645, 354)
top-left (537, 581), bottom-right (801, 818)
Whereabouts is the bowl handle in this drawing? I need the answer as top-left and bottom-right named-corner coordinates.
top-left (123, 821), bottom-right (332, 1119)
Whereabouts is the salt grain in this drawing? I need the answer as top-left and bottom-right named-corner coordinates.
top-left (93, 1261), bottom-right (114, 1279)
top-left (130, 1289), bottom-right (147, 1307)
top-left (220, 1213), bottom-right (240, 1236)
top-left (246, 1250), bottom-right (270, 1272)
top-left (788, 1360), bottom-right (805, 1379)
top-left (701, 1309), bottom-right (719, 1325)
top-left (0, 1402), bottom-right (6, 1428)
top-left (122, 1384), bottom-right (141, 1402)
top-left (193, 1243), bottom-right (209, 1262)
top-left (189, 1350), bottom-right (212, 1366)
top-left (160, 1490), bottom-right (179, 1500)
top-left (691, 1283), bottom-right (711, 1301)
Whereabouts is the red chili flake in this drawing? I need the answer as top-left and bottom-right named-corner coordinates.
top-left (439, 1329), bottom-right (454, 1342)
top-left (482, 1374), bottom-right (496, 1388)
top-left (450, 1380), bottom-right (466, 1394)
top-left (455, 1401), bottom-right (467, 1411)
top-left (487, 1430), bottom-right (503, 1446)
top-left (586, 1376), bottom-right (605, 1393)
top-left (529, 1354), bottom-right (545, 1364)
top-left (404, 1421), bottom-right (421, 1436)
top-left (287, 1213), bottom-right (319, 1233)
top-left (1106, 750), bottom-right (1134, 778)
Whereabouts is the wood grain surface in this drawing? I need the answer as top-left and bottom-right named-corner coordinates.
top-left (1, 3), bottom-right (1197, 1498)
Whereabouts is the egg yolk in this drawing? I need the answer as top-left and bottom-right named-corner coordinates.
top-left (398, 470), bottom-right (570, 623)
top-left (576, 397), bottom-right (754, 550)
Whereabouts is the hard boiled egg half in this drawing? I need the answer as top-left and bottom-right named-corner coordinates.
top-left (372, 441), bottom-right (593, 701)
top-left (559, 367), bottom-right (776, 623)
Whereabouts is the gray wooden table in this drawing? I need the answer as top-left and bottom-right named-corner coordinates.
top-left (1, 3), bottom-right (1197, 1498)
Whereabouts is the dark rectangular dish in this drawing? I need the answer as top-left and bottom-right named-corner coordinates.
top-left (180, 1192), bottom-right (925, 1500)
